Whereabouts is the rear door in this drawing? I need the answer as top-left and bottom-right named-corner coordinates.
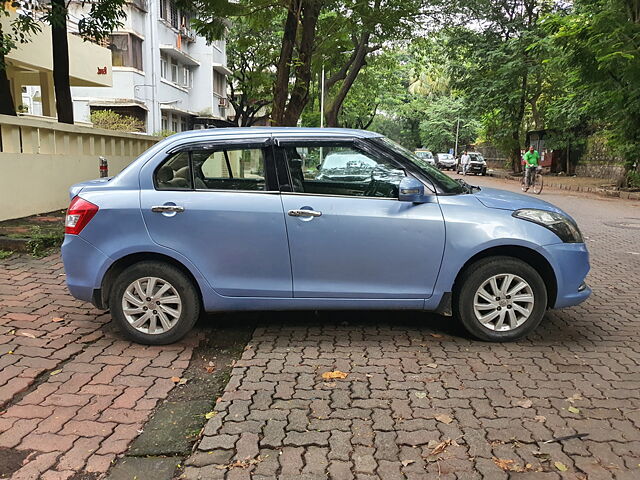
top-left (140, 139), bottom-right (292, 297)
top-left (276, 138), bottom-right (446, 299)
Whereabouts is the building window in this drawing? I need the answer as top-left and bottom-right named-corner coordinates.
top-left (110, 33), bottom-right (143, 70)
top-left (162, 116), bottom-right (168, 131)
top-left (171, 58), bottom-right (179, 83)
top-left (181, 118), bottom-right (188, 132)
top-left (172, 119), bottom-right (178, 132)
top-left (160, 55), bottom-right (168, 79)
top-left (213, 70), bottom-right (225, 96)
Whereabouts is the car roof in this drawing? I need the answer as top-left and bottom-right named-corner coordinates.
top-left (162, 127), bottom-right (383, 142)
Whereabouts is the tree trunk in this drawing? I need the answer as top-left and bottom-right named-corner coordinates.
top-left (51, 0), bottom-right (74, 124)
top-left (281, 0), bottom-right (322, 126)
top-left (0, 57), bottom-right (17, 116)
top-left (325, 33), bottom-right (370, 127)
top-left (0, 24), bottom-right (17, 116)
top-left (271, 0), bottom-right (300, 126)
top-left (511, 72), bottom-right (528, 173)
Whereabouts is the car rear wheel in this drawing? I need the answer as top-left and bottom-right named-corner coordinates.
top-left (453, 256), bottom-right (547, 342)
top-left (109, 261), bottom-right (200, 345)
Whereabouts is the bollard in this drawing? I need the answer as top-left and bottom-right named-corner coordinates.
top-left (99, 156), bottom-right (109, 178)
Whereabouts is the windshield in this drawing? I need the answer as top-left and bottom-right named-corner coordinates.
top-left (438, 154), bottom-right (453, 160)
top-left (415, 150), bottom-right (433, 160)
top-left (469, 153), bottom-right (485, 162)
top-left (375, 137), bottom-right (465, 194)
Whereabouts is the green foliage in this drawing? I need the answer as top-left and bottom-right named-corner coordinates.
top-left (24, 226), bottom-right (64, 258)
top-left (90, 110), bottom-right (145, 132)
top-left (627, 170), bottom-right (640, 189)
top-left (153, 130), bottom-right (177, 138)
top-left (0, 250), bottom-right (13, 260)
top-left (419, 96), bottom-right (480, 153)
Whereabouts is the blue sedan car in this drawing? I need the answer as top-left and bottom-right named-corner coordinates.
top-left (62, 128), bottom-right (590, 344)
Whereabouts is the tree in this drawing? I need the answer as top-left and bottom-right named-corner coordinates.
top-left (544, 0), bottom-right (640, 183)
top-left (41, 0), bottom-right (127, 124)
top-left (0, 5), bottom-right (41, 115)
top-left (419, 96), bottom-right (479, 152)
top-left (320, 0), bottom-right (425, 127)
top-left (226, 14), bottom-right (279, 126)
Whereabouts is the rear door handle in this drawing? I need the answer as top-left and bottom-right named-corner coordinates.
top-left (151, 205), bottom-right (185, 213)
top-left (288, 209), bottom-right (322, 218)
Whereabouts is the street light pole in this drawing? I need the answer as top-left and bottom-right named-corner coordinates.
top-left (454, 117), bottom-right (461, 157)
top-left (320, 65), bottom-right (325, 128)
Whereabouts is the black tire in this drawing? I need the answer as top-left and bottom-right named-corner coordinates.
top-left (453, 256), bottom-right (547, 342)
top-left (109, 261), bottom-right (200, 345)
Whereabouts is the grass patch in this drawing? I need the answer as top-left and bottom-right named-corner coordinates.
top-left (0, 250), bottom-right (13, 259)
top-left (25, 226), bottom-right (65, 258)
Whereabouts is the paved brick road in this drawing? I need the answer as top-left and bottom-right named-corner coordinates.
top-left (0, 256), bottom-right (199, 479)
top-left (182, 178), bottom-right (640, 480)
top-left (1, 177), bottom-right (639, 479)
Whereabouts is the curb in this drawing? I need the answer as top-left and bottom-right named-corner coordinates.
top-left (0, 236), bottom-right (30, 253)
top-left (488, 171), bottom-right (640, 200)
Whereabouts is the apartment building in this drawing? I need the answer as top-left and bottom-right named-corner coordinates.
top-left (70, 0), bottom-right (231, 134)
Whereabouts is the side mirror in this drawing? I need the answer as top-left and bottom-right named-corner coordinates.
top-left (398, 177), bottom-right (426, 203)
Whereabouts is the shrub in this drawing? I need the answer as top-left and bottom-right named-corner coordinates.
top-left (91, 110), bottom-right (145, 132)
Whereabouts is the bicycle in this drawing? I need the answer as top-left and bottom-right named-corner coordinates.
top-left (521, 166), bottom-right (543, 194)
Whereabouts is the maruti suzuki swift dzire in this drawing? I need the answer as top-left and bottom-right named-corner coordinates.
top-left (61, 128), bottom-right (590, 344)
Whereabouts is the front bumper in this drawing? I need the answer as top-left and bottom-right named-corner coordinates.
top-left (543, 242), bottom-right (591, 308)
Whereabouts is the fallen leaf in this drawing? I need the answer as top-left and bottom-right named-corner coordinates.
top-left (414, 392), bottom-right (427, 399)
top-left (323, 382), bottom-right (337, 388)
top-left (516, 399), bottom-right (533, 409)
top-left (426, 363), bottom-right (438, 369)
top-left (321, 370), bottom-right (348, 380)
top-left (244, 344), bottom-right (253, 351)
top-left (534, 415), bottom-right (546, 423)
top-left (205, 366), bottom-right (215, 374)
top-left (9, 330), bottom-right (15, 335)
top-left (435, 414), bottom-right (453, 424)
top-left (566, 393), bottom-right (582, 404)
top-left (20, 331), bottom-right (36, 338)
top-left (567, 406), bottom-right (580, 414)
top-left (50, 369), bottom-right (62, 376)
top-left (51, 317), bottom-right (64, 323)
top-left (214, 456), bottom-right (264, 470)
top-left (493, 458), bottom-right (526, 472)
top-left (401, 459), bottom-right (415, 467)
top-left (430, 333), bottom-right (443, 338)
top-left (170, 376), bottom-right (181, 383)
top-left (554, 461), bottom-right (568, 472)
top-left (178, 378), bottom-right (188, 385)
top-left (532, 450), bottom-right (550, 459)
top-left (204, 411), bottom-right (217, 419)
top-left (429, 439), bottom-right (452, 457)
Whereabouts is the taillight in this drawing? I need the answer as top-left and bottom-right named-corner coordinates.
top-left (65, 197), bottom-right (99, 235)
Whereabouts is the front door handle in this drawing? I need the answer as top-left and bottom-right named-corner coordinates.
top-left (151, 205), bottom-right (185, 213)
top-left (288, 209), bottom-right (322, 218)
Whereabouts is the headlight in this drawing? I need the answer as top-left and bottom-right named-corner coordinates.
top-left (513, 209), bottom-right (583, 243)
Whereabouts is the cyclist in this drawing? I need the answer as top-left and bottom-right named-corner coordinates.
top-left (523, 145), bottom-right (540, 187)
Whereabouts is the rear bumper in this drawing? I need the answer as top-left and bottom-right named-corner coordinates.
top-left (61, 234), bottom-right (111, 305)
top-left (542, 242), bottom-right (591, 308)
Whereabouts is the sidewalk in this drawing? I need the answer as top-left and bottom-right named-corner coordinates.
top-left (488, 169), bottom-right (640, 200)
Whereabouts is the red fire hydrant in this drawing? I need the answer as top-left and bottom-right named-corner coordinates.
top-left (99, 156), bottom-right (109, 178)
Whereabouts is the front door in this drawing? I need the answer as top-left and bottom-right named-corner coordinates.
top-left (277, 140), bottom-right (446, 299)
top-left (140, 142), bottom-right (292, 297)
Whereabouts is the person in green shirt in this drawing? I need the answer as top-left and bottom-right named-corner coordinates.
top-left (523, 146), bottom-right (540, 187)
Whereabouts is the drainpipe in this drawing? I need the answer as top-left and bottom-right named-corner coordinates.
top-left (148, 9), bottom-right (157, 134)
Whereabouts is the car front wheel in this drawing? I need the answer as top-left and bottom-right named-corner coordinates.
top-left (453, 256), bottom-right (547, 342)
top-left (109, 261), bottom-right (200, 345)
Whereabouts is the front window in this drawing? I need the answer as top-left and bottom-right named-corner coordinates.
top-left (374, 137), bottom-right (465, 195)
top-left (282, 143), bottom-right (405, 199)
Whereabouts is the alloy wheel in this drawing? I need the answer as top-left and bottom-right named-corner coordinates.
top-left (473, 273), bottom-right (535, 331)
top-left (121, 277), bottom-right (182, 334)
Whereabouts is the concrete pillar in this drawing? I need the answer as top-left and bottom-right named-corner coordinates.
top-left (10, 74), bottom-right (23, 111)
top-left (39, 71), bottom-right (56, 118)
